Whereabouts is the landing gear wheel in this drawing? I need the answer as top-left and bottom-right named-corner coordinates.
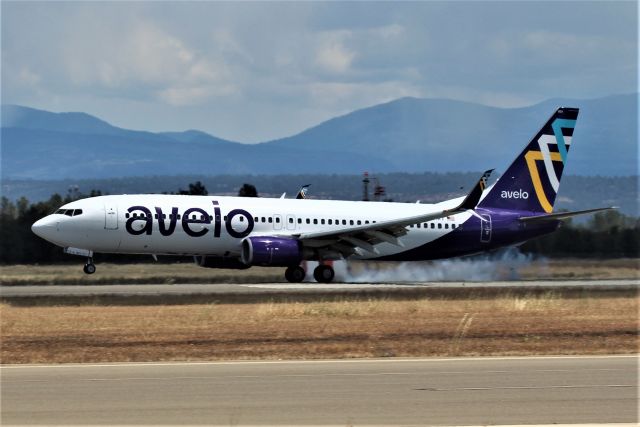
top-left (83, 263), bottom-right (96, 275)
top-left (285, 266), bottom-right (306, 283)
top-left (313, 264), bottom-right (335, 283)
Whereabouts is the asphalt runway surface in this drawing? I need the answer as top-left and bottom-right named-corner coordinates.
top-left (1, 279), bottom-right (638, 298)
top-left (1, 355), bottom-right (637, 426)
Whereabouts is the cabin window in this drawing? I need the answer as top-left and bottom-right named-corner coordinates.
top-left (289, 218), bottom-right (294, 224)
top-left (254, 217), bottom-right (259, 222)
top-left (261, 217), bottom-right (266, 223)
top-left (349, 220), bottom-right (354, 225)
top-left (445, 223), bottom-right (449, 229)
top-left (321, 219), bottom-right (325, 225)
top-left (430, 223), bottom-right (435, 229)
top-left (365, 220), bottom-right (370, 224)
top-left (357, 220), bottom-right (361, 225)
top-left (342, 220), bottom-right (347, 225)
top-left (223, 216), bottom-right (228, 221)
top-left (438, 223), bottom-right (442, 229)
top-left (306, 218), bottom-right (310, 224)
top-left (275, 217), bottom-right (280, 223)
top-left (313, 219), bottom-right (318, 225)
top-left (298, 218), bottom-right (302, 224)
top-left (417, 223), bottom-right (421, 228)
top-left (268, 217), bottom-right (273, 223)
top-left (125, 213), bottom-right (130, 218)
top-left (328, 219), bottom-right (333, 225)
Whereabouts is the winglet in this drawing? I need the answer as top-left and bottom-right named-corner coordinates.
top-left (457, 169), bottom-right (493, 211)
top-left (296, 184), bottom-right (311, 199)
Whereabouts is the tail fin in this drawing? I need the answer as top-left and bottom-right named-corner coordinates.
top-left (478, 107), bottom-right (579, 213)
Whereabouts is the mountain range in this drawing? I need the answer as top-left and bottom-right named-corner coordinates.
top-left (1, 94), bottom-right (637, 180)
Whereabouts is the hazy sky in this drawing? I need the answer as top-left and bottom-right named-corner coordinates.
top-left (2, 1), bottom-right (637, 142)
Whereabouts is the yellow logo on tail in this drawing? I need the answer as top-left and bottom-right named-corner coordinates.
top-left (524, 150), bottom-right (563, 213)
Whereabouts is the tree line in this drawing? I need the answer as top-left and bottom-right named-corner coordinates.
top-left (0, 183), bottom-right (637, 264)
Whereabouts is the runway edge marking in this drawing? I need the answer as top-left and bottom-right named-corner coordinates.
top-left (1, 354), bottom-right (638, 370)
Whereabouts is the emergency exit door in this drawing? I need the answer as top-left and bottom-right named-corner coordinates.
top-left (480, 214), bottom-right (491, 243)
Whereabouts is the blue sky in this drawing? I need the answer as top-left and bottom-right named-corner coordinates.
top-left (2, 1), bottom-right (637, 142)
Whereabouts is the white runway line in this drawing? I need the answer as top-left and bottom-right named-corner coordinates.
top-left (2, 354), bottom-right (637, 370)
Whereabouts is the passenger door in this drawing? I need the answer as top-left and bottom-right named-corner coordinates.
top-left (105, 205), bottom-right (118, 230)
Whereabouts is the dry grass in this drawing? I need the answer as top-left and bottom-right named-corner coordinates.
top-left (2, 293), bottom-right (637, 364)
top-left (0, 263), bottom-right (284, 286)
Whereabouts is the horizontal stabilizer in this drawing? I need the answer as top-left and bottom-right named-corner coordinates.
top-left (519, 207), bottom-right (616, 222)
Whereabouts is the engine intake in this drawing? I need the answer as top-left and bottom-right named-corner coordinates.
top-left (241, 236), bottom-right (303, 267)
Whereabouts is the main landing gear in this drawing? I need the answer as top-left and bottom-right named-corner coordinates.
top-left (313, 264), bottom-right (335, 283)
top-left (83, 258), bottom-right (96, 275)
top-left (284, 263), bottom-right (336, 283)
top-left (285, 265), bottom-right (305, 283)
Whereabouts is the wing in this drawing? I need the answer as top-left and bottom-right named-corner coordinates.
top-left (289, 170), bottom-right (493, 258)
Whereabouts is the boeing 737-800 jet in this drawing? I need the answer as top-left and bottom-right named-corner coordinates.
top-left (32, 108), bottom-right (611, 283)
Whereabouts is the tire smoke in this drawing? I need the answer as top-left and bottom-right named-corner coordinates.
top-left (328, 247), bottom-right (541, 283)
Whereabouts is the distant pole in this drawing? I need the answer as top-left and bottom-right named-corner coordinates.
top-left (362, 171), bottom-right (370, 201)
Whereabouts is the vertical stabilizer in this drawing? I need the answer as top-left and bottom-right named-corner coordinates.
top-left (478, 107), bottom-right (579, 213)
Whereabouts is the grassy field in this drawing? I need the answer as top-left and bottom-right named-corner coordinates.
top-left (1, 291), bottom-right (637, 364)
top-left (1, 258), bottom-right (638, 286)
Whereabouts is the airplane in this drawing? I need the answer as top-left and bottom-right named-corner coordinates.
top-left (32, 107), bottom-right (613, 283)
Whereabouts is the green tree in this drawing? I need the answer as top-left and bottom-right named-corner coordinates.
top-left (179, 181), bottom-right (208, 195)
top-left (238, 183), bottom-right (258, 197)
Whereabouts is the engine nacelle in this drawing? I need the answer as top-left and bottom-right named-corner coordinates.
top-left (241, 236), bottom-right (303, 267)
top-left (196, 255), bottom-right (251, 270)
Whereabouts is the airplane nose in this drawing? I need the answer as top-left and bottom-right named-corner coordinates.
top-left (31, 216), bottom-right (58, 242)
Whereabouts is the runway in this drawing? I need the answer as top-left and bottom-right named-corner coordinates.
top-left (2, 355), bottom-right (637, 425)
top-left (1, 278), bottom-right (637, 298)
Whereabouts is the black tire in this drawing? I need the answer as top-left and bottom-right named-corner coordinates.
top-left (83, 263), bottom-right (96, 275)
top-left (285, 266), bottom-right (306, 283)
top-left (313, 264), bottom-right (335, 283)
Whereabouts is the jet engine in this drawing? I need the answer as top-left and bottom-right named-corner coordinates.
top-left (241, 236), bottom-right (303, 267)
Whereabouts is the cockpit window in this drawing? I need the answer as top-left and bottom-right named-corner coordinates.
top-left (54, 208), bottom-right (82, 216)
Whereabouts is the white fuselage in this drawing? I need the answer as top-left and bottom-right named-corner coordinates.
top-left (32, 194), bottom-right (471, 260)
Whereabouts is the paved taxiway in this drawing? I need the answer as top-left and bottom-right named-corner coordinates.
top-left (1, 279), bottom-right (637, 298)
top-left (2, 355), bottom-right (637, 425)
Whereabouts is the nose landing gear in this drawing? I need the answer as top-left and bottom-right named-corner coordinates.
top-left (83, 258), bottom-right (96, 275)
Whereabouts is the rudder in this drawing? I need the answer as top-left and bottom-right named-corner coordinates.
top-left (478, 107), bottom-right (579, 213)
